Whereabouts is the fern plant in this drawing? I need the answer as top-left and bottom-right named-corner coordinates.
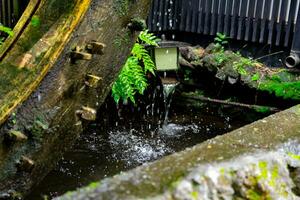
top-left (0, 24), bottom-right (13, 45)
top-left (112, 30), bottom-right (159, 104)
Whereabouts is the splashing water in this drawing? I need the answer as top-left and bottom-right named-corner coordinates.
top-left (109, 130), bottom-right (173, 166)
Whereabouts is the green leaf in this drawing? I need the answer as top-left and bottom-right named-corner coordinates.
top-left (251, 73), bottom-right (260, 81)
top-left (238, 67), bottom-right (247, 75)
top-left (214, 32), bottom-right (229, 47)
top-left (221, 41), bottom-right (228, 44)
top-left (0, 25), bottom-right (13, 36)
top-left (138, 30), bottom-right (160, 46)
top-left (112, 30), bottom-right (158, 104)
top-left (31, 15), bottom-right (41, 27)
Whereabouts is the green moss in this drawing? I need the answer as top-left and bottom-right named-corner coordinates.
top-left (255, 106), bottom-right (271, 113)
top-left (258, 161), bottom-right (268, 180)
top-left (113, 37), bottom-right (123, 49)
top-left (28, 117), bottom-right (49, 140)
top-left (0, 63), bottom-right (32, 96)
top-left (20, 26), bottom-right (43, 52)
top-left (269, 165), bottom-right (279, 187)
top-left (246, 188), bottom-right (271, 200)
top-left (246, 189), bottom-right (263, 200)
top-left (245, 173), bottom-right (272, 200)
top-left (170, 177), bottom-right (184, 190)
top-left (113, 0), bottom-right (131, 16)
top-left (34, 51), bottom-right (47, 64)
top-left (113, 31), bottom-right (131, 49)
top-left (219, 167), bottom-right (225, 175)
top-left (88, 182), bottom-right (100, 189)
top-left (190, 191), bottom-right (199, 199)
top-left (287, 152), bottom-right (300, 161)
top-left (233, 57), bottom-right (256, 76)
top-left (44, 0), bottom-right (75, 20)
top-left (31, 15), bottom-right (41, 28)
top-left (214, 51), bottom-right (228, 66)
top-left (259, 80), bottom-right (300, 100)
top-left (20, 0), bottom-right (75, 52)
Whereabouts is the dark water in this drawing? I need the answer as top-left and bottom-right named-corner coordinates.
top-left (27, 87), bottom-right (268, 199)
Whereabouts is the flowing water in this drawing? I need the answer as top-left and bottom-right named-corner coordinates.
top-left (162, 82), bottom-right (178, 124)
top-left (27, 83), bottom-right (268, 199)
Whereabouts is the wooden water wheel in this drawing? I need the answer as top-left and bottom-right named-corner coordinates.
top-left (0, 0), bottom-right (151, 197)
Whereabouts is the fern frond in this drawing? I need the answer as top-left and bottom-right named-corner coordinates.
top-left (112, 56), bottom-right (148, 104)
top-left (142, 53), bottom-right (156, 75)
top-left (0, 25), bottom-right (13, 36)
top-left (138, 30), bottom-right (159, 46)
top-left (112, 30), bottom-right (159, 104)
top-left (131, 43), bottom-right (148, 60)
top-left (131, 43), bottom-right (156, 75)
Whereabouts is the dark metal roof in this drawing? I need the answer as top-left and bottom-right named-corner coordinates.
top-left (148, 0), bottom-right (300, 49)
top-left (0, 0), bottom-right (29, 28)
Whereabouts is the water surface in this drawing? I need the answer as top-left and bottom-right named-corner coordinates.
top-left (28, 90), bottom-right (267, 199)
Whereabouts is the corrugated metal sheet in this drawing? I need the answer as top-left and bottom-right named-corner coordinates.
top-left (148, 0), bottom-right (300, 48)
top-left (0, 0), bottom-right (29, 28)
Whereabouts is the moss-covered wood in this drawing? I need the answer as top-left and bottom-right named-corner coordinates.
top-left (180, 44), bottom-right (300, 101)
top-left (0, 0), bottom-right (151, 197)
top-left (0, 0), bottom-right (91, 125)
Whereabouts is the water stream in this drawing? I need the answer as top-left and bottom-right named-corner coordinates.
top-left (162, 82), bottom-right (178, 124)
top-left (27, 83), bottom-right (267, 199)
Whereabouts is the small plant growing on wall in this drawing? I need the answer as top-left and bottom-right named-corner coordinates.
top-left (214, 32), bottom-right (229, 47)
top-left (112, 30), bottom-right (159, 104)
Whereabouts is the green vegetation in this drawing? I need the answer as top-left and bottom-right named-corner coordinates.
top-left (255, 106), bottom-right (271, 113)
top-left (112, 30), bottom-right (159, 104)
top-left (288, 152), bottom-right (300, 161)
top-left (213, 33), bottom-right (256, 73)
top-left (233, 57), bottom-right (256, 76)
top-left (213, 34), bottom-right (228, 65)
top-left (259, 78), bottom-right (300, 100)
top-left (251, 72), bottom-right (260, 81)
top-left (113, 0), bottom-right (131, 16)
top-left (214, 32), bottom-right (229, 46)
top-left (190, 191), bottom-right (199, 199)
top-left (0, 24), bottom-right (13, 45)
top-left (214, 50), bottom-right (228, 65)
top-left (211, 32), bottom-right (300, 101)
top-left (258, 161), bottom-right (268, 180)
top-left (28, 117), bottom-right (49, 140)
top-left (31, 15), bottom-right (41, 27)
top-left (11, 112), bottom-right (17, 125)
top-left (113, 31), bottom-right (131, 49)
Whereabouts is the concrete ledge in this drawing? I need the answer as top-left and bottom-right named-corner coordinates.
top-left (56, 105), bottom-right (300, 199)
